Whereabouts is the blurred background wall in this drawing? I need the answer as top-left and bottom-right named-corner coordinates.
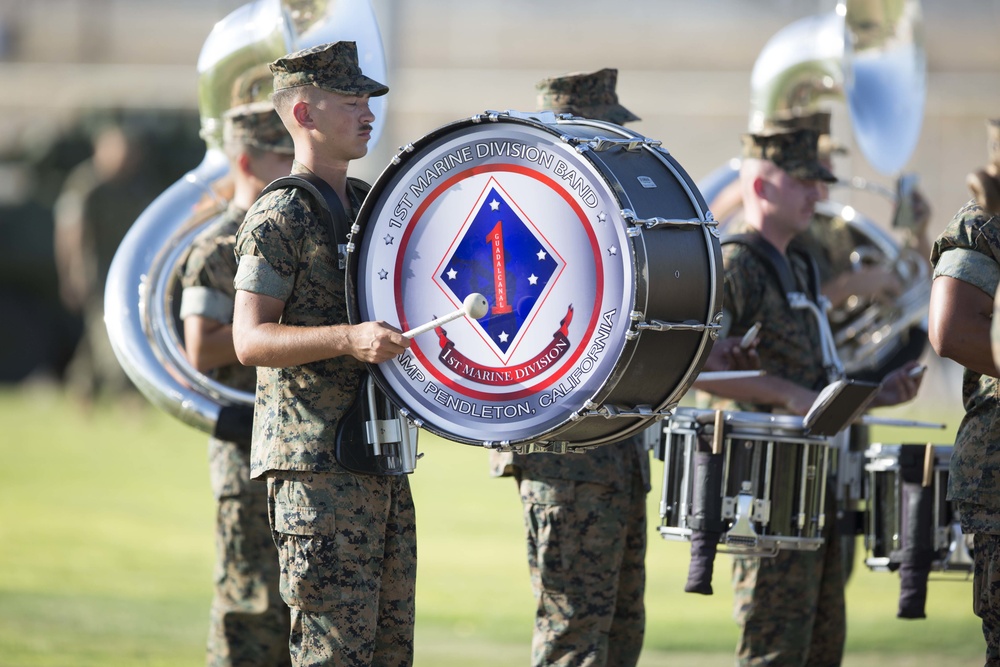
top-left (0, 0), bottom-right (997, 400)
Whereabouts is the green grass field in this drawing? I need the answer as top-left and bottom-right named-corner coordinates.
top-left (0, 386), bottom-right (984, 666)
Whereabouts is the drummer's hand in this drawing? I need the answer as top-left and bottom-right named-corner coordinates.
top-left (350, 321), bottom-right (410, 364)
top-left (783, 386), bottom-right (820, 416)
top-left (871, 360), bottom-right (924, 408)
top-left (703, 336), bottom-right (761, 372)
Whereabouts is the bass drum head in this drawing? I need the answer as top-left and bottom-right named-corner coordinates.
top-left (347, 112), bottom-right (718, 447)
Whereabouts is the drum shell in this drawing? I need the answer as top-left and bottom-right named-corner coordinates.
top-left (864, 443), bottom-right (969, 572)
top-left (347, 114), bottom-right (721, 448)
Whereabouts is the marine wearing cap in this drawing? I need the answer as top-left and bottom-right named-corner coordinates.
top-left (742, 127), bottom-right (837, 183)
top-left (222, 102), bottom-right (294, 155)
top-left (270, 41), bottom-right (388, 97)
top-left (536, 68), bottom-right (639, 125)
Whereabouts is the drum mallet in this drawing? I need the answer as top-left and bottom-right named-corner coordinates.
top-left (402, 293), bottom-right (489, 339)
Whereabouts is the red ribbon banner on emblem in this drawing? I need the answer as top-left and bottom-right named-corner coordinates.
top-left (435, 306), bottom-right (574, 386)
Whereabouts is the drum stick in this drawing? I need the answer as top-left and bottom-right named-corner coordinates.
top-left (402, 293), bottom-right (489, 339)
top-left (740, 321), bottom-right (762, 349)
top-left (712, 410), bottom-right (724, 455)
top-left (857, 415), bottom-right (946, 429)
top-left (697, 370), bottom-right (765, 382)
top-left (922, 443), bottom-right (934, 488)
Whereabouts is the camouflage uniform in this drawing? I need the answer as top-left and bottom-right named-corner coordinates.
top-left (489, 68), bottom-right (648, 667)
top-left (234, 42), bottom-right (412, 667)
top-left (180, 97), bottom-right (295, 666)
top-left (722, 241), bottom-right (845, 667)
top-left (181, 203), bottom-right (292, 667)
top-left (717, 129), bottom-right (844, 667)
top-left (930, 199), bottom-right (1000, 664)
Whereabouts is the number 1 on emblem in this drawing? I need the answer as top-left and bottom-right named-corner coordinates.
top-left (487, 221), bottom-right (513, 314)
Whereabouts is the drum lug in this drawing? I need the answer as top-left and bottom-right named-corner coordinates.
top-left (580, 403), bottom-right (656, 418)
top-left (563, 136), bottom-right (663, 153)
top-left (635, 320), bottom-right (723, 335)
top-left (621, 208), bottom-right (720, 231)
top-left (391, 143), bottom-right (416, 165)
top-left (524, 441), bottom-right (569, 454)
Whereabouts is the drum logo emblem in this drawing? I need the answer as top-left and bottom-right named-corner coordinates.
top-left (433, 179), bottom-right (569, 378)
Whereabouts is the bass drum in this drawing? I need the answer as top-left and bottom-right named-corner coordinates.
top-left (346, 111), bottom-right (722, 449)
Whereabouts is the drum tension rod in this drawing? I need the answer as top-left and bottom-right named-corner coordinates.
top-left (577, 403), bottom-right (677, 419)
top-left (621, 209), bottom-right (719, 232)
top-left (562, 136), bottom-right (663, 153)
top-left (634, 321), bottom-right (723, 334)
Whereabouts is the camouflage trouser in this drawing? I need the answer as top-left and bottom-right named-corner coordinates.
top-left (267, 470), bottom-right (416, 667)
top-left (208, 479), bottom-right (291, 667)
top-left (973, 532), bottom-right (1000, 666)
top-left (518, 470), bottom-right (647, 667)
top-left (732, 495), bottom-right (845, 667)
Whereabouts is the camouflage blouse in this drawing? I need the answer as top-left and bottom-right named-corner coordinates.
top-left (930, 199), bottom-right (1000, 523)
top-left (722, 236), bottom-right (829, 411)
top-left (234, 163), bottom-right (368, 479)
top-left (180, 203), bottom-right (256, 393)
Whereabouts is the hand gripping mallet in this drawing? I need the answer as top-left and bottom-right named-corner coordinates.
top-left (402, 293), bottom-right (490, 339)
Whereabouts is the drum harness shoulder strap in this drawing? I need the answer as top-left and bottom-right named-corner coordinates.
top-left (722, 232), bottom-right (844, 383)
top-left (256, 174), bottom-right (414, 477)
top-left (259, 172), bottom-right (370, 270)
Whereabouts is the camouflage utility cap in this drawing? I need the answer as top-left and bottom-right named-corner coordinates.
top-left (536, 68), bottom-right (639, 125)
top-left (742, 128), bottom-right (837, 183)
top-left (762, 109), bottom-right (847, 158)
top-left (223, 102), bottom-right (294, 154)
top-left (270, 41), bottom-right (388, 97)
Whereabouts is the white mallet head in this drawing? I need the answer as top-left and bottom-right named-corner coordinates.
top-left (463, 292), bottom-right (489, 319)
top-left (402, 292), bottom-right (489, 339)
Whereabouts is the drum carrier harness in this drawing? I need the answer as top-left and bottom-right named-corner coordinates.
top-left (257, 174), bottom-right (419, 476)
top-left (723, 232), bottom-right (844, 384)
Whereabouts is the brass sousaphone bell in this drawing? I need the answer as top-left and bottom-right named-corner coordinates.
top-left (103, 0), bottom-right (390, 436)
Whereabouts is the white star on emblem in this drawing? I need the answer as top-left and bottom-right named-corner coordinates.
top-left (378, 269), bottom-right (389, 280)
top-left (498, 331), bottom-right (509, 343)
top-left (447, 268), bottom-right (457, 280)
top-left (597, 212), bottom-right (607, 224)
top-left (490, 199), bottom-right (500, 211)
top-left (608, 245), bottom-right (618, 256)
top-left (383, 234), bottom-right (394, 245)
top-left (528, 274), bottom-right (538, 285)
top-left (536, 249), bottom-right (547, 260)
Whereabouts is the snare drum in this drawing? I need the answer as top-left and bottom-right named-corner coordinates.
top-left (864, 443), bottom-right (971, 573)
top-left (657, 407), bottom-right (834, 556)
top-left (346, 111), bottom-right (722, 449)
